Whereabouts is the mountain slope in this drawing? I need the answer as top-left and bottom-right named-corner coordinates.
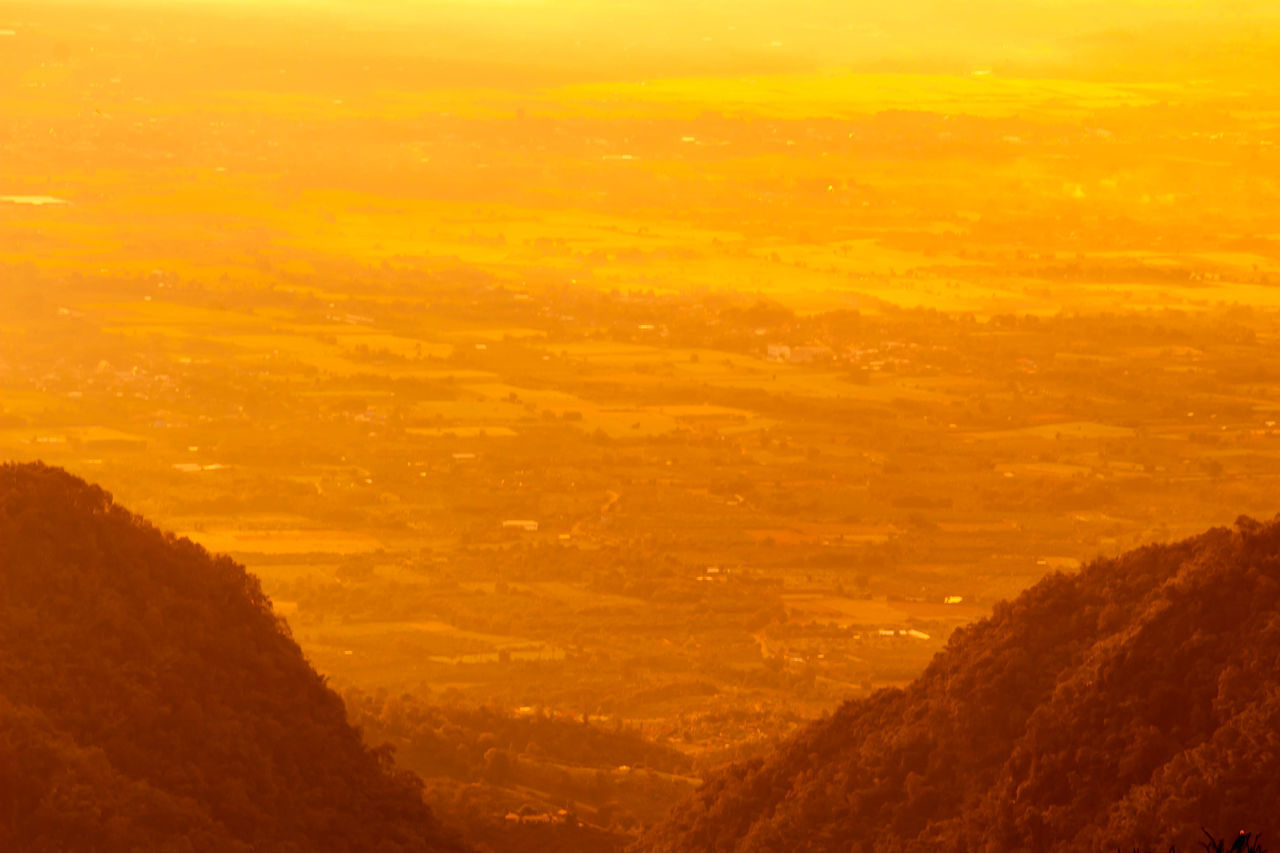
top-left (635, 516), bottom-right (1280, 852)
top-left (0, 462), bottom-right (470, 852)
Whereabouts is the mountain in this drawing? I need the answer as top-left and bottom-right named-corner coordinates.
top-left (635, 516), bottom-right (1280, 852)
top-left (0, 462), bottom-right (470, 852)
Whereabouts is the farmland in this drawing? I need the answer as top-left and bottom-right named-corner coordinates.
top-left (8, 272), bottom-right (1280, 753)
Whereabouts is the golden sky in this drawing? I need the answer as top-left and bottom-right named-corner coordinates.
top-left (44, 0), bottom-right (1280, 82)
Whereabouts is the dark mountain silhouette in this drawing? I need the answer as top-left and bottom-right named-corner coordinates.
top-left (0, 462), bottom-right (470, 853)
top-left (635, 515), bottom-right (1280, 852)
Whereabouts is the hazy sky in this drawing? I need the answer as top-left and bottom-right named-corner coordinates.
top-left (348, 1), bottom-right (1276, 81)
top-left (15, 0), bottom-right (1280, 87)
top-left (47, 0), bottom-right (1280, 67)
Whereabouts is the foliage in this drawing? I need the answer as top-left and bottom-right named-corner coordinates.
top-left (636, 516), bottom-right (1280, 852)
top-left (343, 687), bottom-right (699, 850)
top-left (0, 462), bottom-right (469, 852)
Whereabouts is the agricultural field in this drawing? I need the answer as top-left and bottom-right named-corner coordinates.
top-left (8, 270), bottom-right (1280, 759)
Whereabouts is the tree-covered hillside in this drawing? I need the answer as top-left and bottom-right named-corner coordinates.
top-left (636, 516), bottom-right (1280, 851)
top-left (0, 462), bottom-right (470, 852)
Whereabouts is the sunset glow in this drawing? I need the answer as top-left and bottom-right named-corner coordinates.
top-left (4, 1), bottom-right (1280, 850)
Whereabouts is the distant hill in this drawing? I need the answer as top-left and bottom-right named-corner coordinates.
top-left (635, 516), bottom-right (1280, 851)
top-left (0, 462), bottom-right (470, 852)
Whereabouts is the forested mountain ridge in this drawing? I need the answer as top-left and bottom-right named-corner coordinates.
top-left (0, 462), bottom-right (470, 852)
top-left (635, 515), bottom-right (1280, 852)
